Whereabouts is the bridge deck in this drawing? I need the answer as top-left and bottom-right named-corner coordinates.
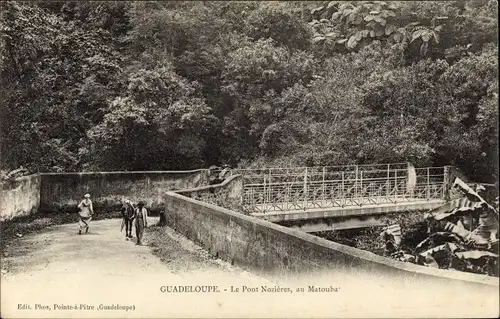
top-left (250, 199), bottom-right (445, 222)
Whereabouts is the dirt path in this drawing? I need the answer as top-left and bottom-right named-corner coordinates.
top-left (1, 218), bottom-right (274, 318)
top-left (1, 218), bottom-right (498, 318)
top-left (1, 217), bottom-right (261, 278)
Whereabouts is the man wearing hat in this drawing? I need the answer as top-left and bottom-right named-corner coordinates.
top-left (121, 199), bottom-right (136, 239)
top-left (134, 201), bottom-right (148, 245)
top-left (77, 193), bottom-right (94, 234)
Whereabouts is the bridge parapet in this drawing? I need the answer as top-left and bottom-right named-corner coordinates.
top-left (174, 174), bottom-right (245, 211)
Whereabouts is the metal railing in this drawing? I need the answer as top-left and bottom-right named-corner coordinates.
top-left (236, 164), bottom-right (446, 213)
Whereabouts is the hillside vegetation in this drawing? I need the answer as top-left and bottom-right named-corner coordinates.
top-left (1, 1), bottom-right (498, 182)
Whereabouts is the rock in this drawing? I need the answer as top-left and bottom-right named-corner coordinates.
top-left (15, 233), bottom-right (23, 238)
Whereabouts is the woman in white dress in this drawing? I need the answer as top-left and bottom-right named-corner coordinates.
top-left (77, 193), bottom-right (94, 234)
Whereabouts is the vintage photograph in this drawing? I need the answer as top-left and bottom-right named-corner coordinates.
top-left (1, 1), bottom-right (499, 318)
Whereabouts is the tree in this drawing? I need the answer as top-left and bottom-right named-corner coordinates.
top-left (219, 38), bottom-right (316, 162)
top-left (1, 2), bottom-right (123, 172)
top-left (307, 1), bottom-right (498, 63)
top-left (85, 60), bottom-right (218, 170)
top-left (1, 0), bottom-right (497, 183)
top-left (245, 2), bottom-right (312, 50)
top-left (436, 44), bottom-right (499, 181)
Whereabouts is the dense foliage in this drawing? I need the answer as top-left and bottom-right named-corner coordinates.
top-left (1, 1), bottom-right (498, 182)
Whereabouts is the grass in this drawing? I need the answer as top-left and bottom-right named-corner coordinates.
top-left (144, 225), bottom-right (222, 273)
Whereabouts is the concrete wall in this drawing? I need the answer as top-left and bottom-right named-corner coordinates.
top-left (0, 174), bottom-right (41, 221)
top-left (40, 170), bottom-right (209, 212)
top-left (176, 175), bottom-right (243, 202)
top-left (163, 191), bottom-right (498, 289)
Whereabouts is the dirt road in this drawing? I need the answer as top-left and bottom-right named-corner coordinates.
top-left (1, 217), bottom-right (498, 318)
top-left (1, 217), bottom-right (274, 318)
top-left (1, 217), bottom-right (264, 278)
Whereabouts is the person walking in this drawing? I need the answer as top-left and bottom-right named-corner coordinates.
top-left (134, 201), bottom-right (148, 245)
top-left (77, 193), bottom-right (94, 235)
top-left (121, 199), bottom-right (136, 239)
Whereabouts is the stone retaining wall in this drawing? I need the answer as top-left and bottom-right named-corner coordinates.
top-left (0, 174), bottom-right (41, 221)
top-left (39, 170), bottom-right (209, 212)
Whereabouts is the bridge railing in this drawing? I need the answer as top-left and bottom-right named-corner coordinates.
top-left (237, 164), bottom-right (446, 213)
